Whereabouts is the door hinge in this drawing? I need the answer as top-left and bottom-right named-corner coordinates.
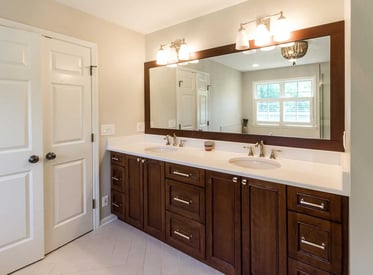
top-left (92, 199), bottom-right (96, 209)
top-left (91, 133), bottom-right (94, 143)
top-left (90, 65), bottom-right (97, 76)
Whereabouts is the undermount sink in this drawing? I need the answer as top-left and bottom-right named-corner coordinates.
top-left (229, 157), bottom-right (281, 169)
top-left (144, 146), bottom-right (178, 153)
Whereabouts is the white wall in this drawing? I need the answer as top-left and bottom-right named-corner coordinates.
top-left (0, 0), bottom-right (145, 219)
top-left (350, 0), bottom-right (373, 274)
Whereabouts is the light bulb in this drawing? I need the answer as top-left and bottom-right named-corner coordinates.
top-left (178, 43), bottom-right (190, 60)
top-left (254, 23), bottom-right (271, 46)
top-left (156, 46), bottom-right (167, 65)
top-left (235, 24), bottom-right (250, 50)
top-left (273, 12), bottom-right (290, 42)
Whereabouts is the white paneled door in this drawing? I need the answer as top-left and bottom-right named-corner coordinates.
top-left (177, 69), bottom-right (196, 130)
top-left (0, 26), bottom-right (44, 274)
top-left (43, 38), bottom-right (93, 253)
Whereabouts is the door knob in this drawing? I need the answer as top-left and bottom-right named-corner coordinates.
top-left (46, 152), bottom-right (56, 160)
top-left (28, 155), bottom-right (40, 163)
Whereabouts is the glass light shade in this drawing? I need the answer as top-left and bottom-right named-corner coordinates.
top-left (254, 23), bottom-right (271, 46)
top-left (235, 26), bottom-right (250, 50)
top-left (273, 16), bottom-right (290, 42)
top-left (156, 47), bottom-right (167, 65)
top-left (178, 43), bottom-right (190, 60)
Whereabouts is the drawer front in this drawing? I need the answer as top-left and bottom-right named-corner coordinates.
top-left (288, 186), bottom-right (343, 222)
top-left (111, 165), bottom-right (125, 192)
top-left (288, 258), bottom-right (332, 275)
top-left (165, 163), bottom-right (205, 187)
top-left (111, 152), bottom-right (126, 167)
top-left (166, 211), bottom-right (205, 260)
top-left (166, 179), bottom-right (205, 223)
top-left (288, 211), bottom-right (342, 273)
top-left (111, 190), bottom-right (125, 220)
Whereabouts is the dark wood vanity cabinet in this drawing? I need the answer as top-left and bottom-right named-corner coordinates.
top-left (165, 163), bottom-right (206, 260)
top-left (113, 153), bottom-right (165, 240)
top-left (287, 186), bottom-right (349, 275)
top-left (110, 152), bottom-right (126, 220)
top-left (206, 171), bottom-right (241, 275)
top-left (242, 178), bottom-right (287, 275)
top-left (110, 151), bottom-right (349, 275)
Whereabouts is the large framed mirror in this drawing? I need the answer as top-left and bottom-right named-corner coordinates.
top-left (145, 21), bottom-right (344, 151)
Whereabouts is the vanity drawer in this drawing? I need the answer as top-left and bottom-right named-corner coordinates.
top-left (111, 190), bottom-right (125, 220)
top-left (288, 211), bottom-right (342, 274)
top-left (288, 258), bottom-right (332, 275)
top-left (166, 179), bottom-right (205, 223)
top-left (288, 186), bottom-right (343, 222)
top-left (165, 163), bottom-right (205, 187)
top-left (111, 152), bottom-right (126, 167)
top-left (166, 211), bottom-right (205, 260)
top-left (111, 165), bottom-right (126, 192)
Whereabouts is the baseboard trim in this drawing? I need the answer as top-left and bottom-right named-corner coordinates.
top-left (99, 214), bottom-right (117, 227)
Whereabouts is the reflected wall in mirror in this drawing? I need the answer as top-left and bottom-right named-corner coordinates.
top-left (150, 36), bottom-right (330, 140)
top-left (145, 21), bottom-right (345, 151)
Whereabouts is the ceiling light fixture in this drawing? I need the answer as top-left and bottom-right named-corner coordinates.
top-left (156, 38), bottom-right (191, 65)
top-left (235, 11), bottom-right (291, 50)
top-left (281, 40), bottom-right (308, 65)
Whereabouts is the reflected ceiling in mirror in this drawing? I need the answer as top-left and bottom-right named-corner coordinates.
top-left (150, 36), bottom-right (330, 140)
top-left (145, 21), bottom-right (345, 151)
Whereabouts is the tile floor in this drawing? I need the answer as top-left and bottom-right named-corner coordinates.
top-left (12, 220), bottom-right (222, 275)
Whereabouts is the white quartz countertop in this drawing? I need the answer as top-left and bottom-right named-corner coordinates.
top-left (107, 137), bottom-right (350, 196)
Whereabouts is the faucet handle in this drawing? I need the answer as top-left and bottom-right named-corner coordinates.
top-left (179, 139), bottom-right (187, 147)
top-left (243, 145), bottom-right (254, 156)
top-left (270, 149), bottom-right (281, 159)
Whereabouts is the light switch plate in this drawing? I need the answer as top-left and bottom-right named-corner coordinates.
top-left (101, 124), bottom-right (115, 136)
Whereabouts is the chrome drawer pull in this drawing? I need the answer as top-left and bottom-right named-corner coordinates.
top-left (173, 197), bottom-right (192, 205)
top-left (112, 157), bottom-right (119, 161)
top-left (111, 176), bottom-right (120, 181)
top-left (173, 171), bottom-right (191, 178)
top-left (112, 203), bottom-right (120, 208)
top-left (174, 230), bottom-right (191, 240)
top-left (300, 198), bottom-right (325, 210)
top-left (301, 237), bottom-right (326, 250)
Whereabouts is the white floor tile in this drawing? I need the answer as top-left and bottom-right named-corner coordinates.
top-left (12, 220), bottom-right (222, 275)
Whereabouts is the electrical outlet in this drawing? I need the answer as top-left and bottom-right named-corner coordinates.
top-left (102, 195), bottom-right (108, 208)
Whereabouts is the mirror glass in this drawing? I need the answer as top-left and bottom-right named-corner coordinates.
top-left (150, 36), bottom-right (330, 139)
top-left (145, 21), bottom-right (345, 151)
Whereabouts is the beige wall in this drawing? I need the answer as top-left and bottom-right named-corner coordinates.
top-left (0, 0), bottom-right (145, 219)
top-left (350, 0), bottom-right (373, 274)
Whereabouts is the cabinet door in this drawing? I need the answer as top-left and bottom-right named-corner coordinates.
top-left (206, 171), bottom-right (241, 275)
top-left (143, 158), bottom-right (165, 240)
top-left (126, 155), bottom-right (143, 229)
top-left (241, 178), bottom-right (287, 275)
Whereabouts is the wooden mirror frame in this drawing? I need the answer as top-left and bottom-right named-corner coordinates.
top-left (144, 21), bottom-right (345, 151)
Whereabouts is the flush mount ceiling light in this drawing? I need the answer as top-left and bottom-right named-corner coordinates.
top-left (235, 11), bottom-right (290, 50)
top-left (281, 40), bottom-right (308, 65)
top-left (156, 38), bottom-right (191, 65)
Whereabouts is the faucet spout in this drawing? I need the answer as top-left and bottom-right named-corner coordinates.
top-left (255, 140), bottom-right (265, 157)
top-left (172, 133), bottom-right (178, 146)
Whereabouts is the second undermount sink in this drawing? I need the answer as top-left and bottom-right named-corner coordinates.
top-left (229, 157), bottom-right (281, 169)
top-left (144, 146), bottom-right (178, 153)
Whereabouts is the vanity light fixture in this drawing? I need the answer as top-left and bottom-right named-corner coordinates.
top-left (281, 40), bottom-right (308, 65)
top-left (156, 38), bottom-right (191, 65)
top-left (235, 11), bottom-right (291, 50)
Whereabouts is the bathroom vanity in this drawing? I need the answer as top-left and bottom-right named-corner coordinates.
top-left (108, 138), bottom-right (348, 275)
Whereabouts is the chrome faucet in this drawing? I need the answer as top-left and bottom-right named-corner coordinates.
top-left (172, 133), bottom-right (178, 146)
top-left (255, 140), bottom-right (265, 157)
top-left (243, 145), bottom-right (254, 156)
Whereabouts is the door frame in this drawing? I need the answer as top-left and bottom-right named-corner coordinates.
top-left (0, 18), bottom-right (100, 230)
